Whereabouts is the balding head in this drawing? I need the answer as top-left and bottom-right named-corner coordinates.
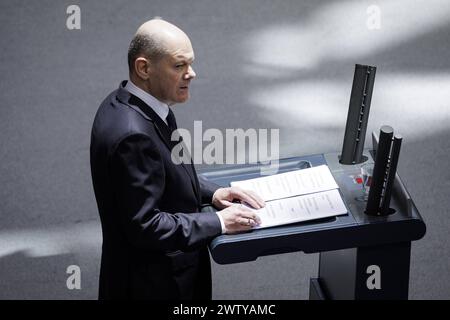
top-left (127, 18), bottom-right (196, 105)
top-left (136, 19), bottom-right (190, 46)
top-left (127, 19), bottom-right (192, 74)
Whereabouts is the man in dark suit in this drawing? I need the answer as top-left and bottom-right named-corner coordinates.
top-left (90, 18), bottom-right (264, 300)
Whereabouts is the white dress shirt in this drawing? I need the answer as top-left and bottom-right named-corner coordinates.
top-left (124, 80), bottom-right (169, 125)
top-left (124, 80), bottom-right (226, 234)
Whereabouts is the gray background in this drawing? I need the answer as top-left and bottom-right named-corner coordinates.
top-left (0, 0), bottom-right (449, 299)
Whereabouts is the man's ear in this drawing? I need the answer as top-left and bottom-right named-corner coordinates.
top-left (134, 57), bottom-right (151, 80)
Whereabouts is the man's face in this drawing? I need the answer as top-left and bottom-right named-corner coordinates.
top-left (148, 38), bottom-right (196, 105)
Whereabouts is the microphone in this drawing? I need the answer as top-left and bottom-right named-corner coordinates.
top-left (365, 126), bottom-right (402, 216)
top-left (340, 64), bottom-right (377, 165)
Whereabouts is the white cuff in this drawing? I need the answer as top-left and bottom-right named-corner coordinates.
top-left (215, 212), bottom-right (226, 234)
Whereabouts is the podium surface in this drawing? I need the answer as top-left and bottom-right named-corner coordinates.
top-left (199, 151), bottom-right (426, 299)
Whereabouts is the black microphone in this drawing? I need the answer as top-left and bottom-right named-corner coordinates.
top-left (365, 125), bottom-right (400, 216)
top-left (340, 64), bottom-right (377, 165)
top-left (380, 134), bottom-right (402, 214)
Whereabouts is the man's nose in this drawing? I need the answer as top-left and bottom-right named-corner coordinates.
top-left (185, 65), bottom-right (196, 79)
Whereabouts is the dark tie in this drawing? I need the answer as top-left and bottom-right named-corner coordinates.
top-left (166, 108), bottom-right (198, 197)
top-left (166, 108), bottom-right (184, 146)
top-left (166, 109), bottom-right (177, 133)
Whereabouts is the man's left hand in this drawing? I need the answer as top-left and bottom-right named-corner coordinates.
top-left (212, 187), bottom-right (265, 210)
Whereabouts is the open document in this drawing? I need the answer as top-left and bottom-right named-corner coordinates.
top-left (230, 165), bottom-right (348, 229)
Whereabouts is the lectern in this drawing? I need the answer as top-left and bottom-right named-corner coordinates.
top-left (199, 64), bottom-right (426, 299)
top-left (199, 148), bottom-right (425, 299)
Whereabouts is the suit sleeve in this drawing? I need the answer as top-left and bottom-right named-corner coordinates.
top-left (198, 175), bottom-right (221, 205)
top-left (110, 133), bottom-right (222, 252)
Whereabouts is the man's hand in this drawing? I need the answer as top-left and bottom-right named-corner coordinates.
top-left (217, 204), bottom-right (262, 234)
top-left (212, 186), bottom-right (265, 210)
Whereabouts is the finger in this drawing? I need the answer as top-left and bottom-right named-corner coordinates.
top-left (237, 216), bottom-right (257, 227)
top-left (244, 190), bottom-right (266, 207)
top-left (233, 190), bottom-right (261, 209)
top-left (242, 190), bottom-right (266, 209)
top-left (241, 212), bottom-right (261, 225)
top-left (219, 200), bottom-right (234, 207)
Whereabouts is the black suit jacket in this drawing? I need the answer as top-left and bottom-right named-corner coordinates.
top-left (90, 81), bottom-right (222, 300)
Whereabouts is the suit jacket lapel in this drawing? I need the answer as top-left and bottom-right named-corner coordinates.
top-left (121, 88), bottom-right (201, 202)
top-left (128, 95), bottom-right (175, 150)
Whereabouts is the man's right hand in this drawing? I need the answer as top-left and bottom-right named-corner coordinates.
top-left (217, 204), bottom-right (262, 234)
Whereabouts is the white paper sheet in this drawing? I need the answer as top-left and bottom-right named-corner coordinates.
top-left (244, 189), bottom-right (348, 229)
top-left (231, 165), bottom-right (340, 201)
top-left (230, 165), bottom-right (347, 229)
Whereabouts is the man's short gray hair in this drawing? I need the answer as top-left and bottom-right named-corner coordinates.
top-left (127, 33), bottom-right (167, 74)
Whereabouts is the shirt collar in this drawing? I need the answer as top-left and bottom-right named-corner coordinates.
top-left (124, 80), bottom-right (169, 125)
